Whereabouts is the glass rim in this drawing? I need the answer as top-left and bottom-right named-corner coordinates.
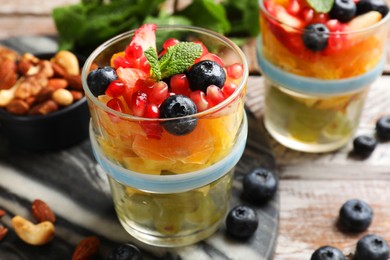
top-left (258, 0), bottom-right (390, 35)
top-left (81, 25), bottom-right (249, 121)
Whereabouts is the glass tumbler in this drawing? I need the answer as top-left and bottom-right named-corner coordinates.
top-left (257, 0), bottom-right (390, 152)
top-left (81, 25), bottom-right (248, 247)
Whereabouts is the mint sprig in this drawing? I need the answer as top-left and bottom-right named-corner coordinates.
top-left (145, 42), bottom-right (202, 81)
top-left (306, 0), bottom-right (334, 13)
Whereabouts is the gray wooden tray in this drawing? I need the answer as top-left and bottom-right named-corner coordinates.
top-left (0, 36), bottom-right (278, 260)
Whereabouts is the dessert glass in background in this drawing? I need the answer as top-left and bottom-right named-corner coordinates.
top-left (81, 25), bottom-right (248, 247)
top-left (257, 0), bottom-right (390, 152)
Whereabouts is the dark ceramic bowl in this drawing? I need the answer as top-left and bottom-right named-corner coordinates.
top-left (0, 53), bottom-right (90, 151)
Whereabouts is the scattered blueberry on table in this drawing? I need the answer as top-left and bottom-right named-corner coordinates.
top-left (352, 135), bottom-right (377, 157)
top-left (354, 234), bottom-right (390, 260)
top-left (107, 243), bottom-right (143, 260)
top-left (310, 245), bottom-right (345, 260)
top-left (225, 205), bottom-right (259, 239)
top-left (242, 167), bottom-right (278, 203)
top-left (338, 199), bottom-right (373, 232)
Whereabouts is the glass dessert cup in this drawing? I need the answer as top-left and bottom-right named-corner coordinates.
top-left (81, 25), bottom-right (248, 247)
top-left (257, 0), bottom-right (390, 153)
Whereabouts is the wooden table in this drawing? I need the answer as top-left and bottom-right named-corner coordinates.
top-left (1, 1), bottom-right (390, 259)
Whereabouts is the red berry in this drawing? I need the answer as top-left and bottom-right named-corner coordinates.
top-left (222, 81), bottom-right (237, 97)
top-left (106, 98), bottom-right (125, 112)
top-left (144, 103), bottom-right (160, 118)
top-left (170, 74), bottom-right (191, 96)
top-left (206, 85), bottom-right (225, 107)
top-left (125, 44), bottom-right (143, 60)
top-left (199, 53), bottom-right (224, 67)
top-left (163, 38), bottom-right (180, 50)
top-left (105, 79), bottom-right (125, 98)
top-left (130, 91), bottom-right (147, 117)
top-left (226, 63), bottom-right (244, 79)
top-left (149, 81), bottom-right (169, 105)
top-left (190, 90), bottom-right (209, 112)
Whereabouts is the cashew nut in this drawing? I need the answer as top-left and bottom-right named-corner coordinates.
top-left (12, 215), bottom-right (55, 246)
top-left (51, 50), bottom-right (80, 76)
top-left (0, 83), bottom-right (18, 107)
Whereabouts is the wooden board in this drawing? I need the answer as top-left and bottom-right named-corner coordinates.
top-left (0, 37), bottom-right (279, 260)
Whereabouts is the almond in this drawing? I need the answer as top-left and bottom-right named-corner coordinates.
top-left (0, 59), bottom-right (18, 90)
top-left (70, 90), bottom-right (84, 101)
top-left (65, 74), bottom-right (83, 91)
top-left (48, 78), bottom-right (68, 90)
top-left (6, 99), bottom-right (30, 115)
top-left (72, 236), bottom-right (100, 260)
top-left (29, 100), bottom-right (59, 115)
top-left (32, 199), bottom-right (56, 223)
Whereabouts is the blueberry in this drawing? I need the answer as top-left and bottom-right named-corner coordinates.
top-left (87, 66), bottom-right (118, 97)
top-left (329, 0), bottom-right (357, 23)
top-left (376, 116), bottom-right (390, 140)
top-left (353, 135), bottom-right (377, 157)
top-left (160, 94), bottom-right (198, 135)
top-left (187, 60), bottom-right (226, 92)
top-left (242, 167), bottom-right (278, 203)
top-left (310, 245), bottom-right (346, 260)
top-left (357, 0), bottom-right (389, 17)
top-left (355, 234), bottom-right (390, 260)
top-left (107, 243), bottom-right (142, 260)
top-left (302, 23), bottom-right (330, 52)
top-left (338, 199), bottom-right (373, 232)
top-left (226, 205), bottom-right (258, 238)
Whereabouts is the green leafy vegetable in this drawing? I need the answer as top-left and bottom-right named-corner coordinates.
top-left (145, 42), bottom-right (202, 81)
top-left (306, 0), bottom-right (334, 13)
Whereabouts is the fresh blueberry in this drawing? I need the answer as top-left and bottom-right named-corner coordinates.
top-left (376, 116), bottom-right (390, 141)
top-left (354, 234), bottom-right (390, 260)
top-left (329, 0), bottom-right (357, 23)
top-left (160, 94), bottom-right (198, 135)
top-left (107, 243), bottom-right (143, 260)
top-left (226, 205), bottom-right (258, 238)
top-left (187, 60), bottom-right (226, 92)
top-left (353, 135), bottom-right (377, 157)
top-left (338, 199), bottom-right (373, 232)
top-left (242, 167), bottom-right (278, 203)
top-left (310, 245), bottom-right (346, 260)
top-left (356, 0), bottom-right (389, 17)
top-left (302, 23), bottom-right (330, 52)
top-left (87, 66), bottom-right (118, 97)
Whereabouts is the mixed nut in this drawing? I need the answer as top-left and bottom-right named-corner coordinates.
top-left (0, 46), bottom-right (83, 116)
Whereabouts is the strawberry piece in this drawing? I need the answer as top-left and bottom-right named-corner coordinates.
top-left (129, 24), bottom-right (157, 53)
top-left (190, 90), bottom-right (209, 112)
top-left (117, 67), bottom-right (148, 100)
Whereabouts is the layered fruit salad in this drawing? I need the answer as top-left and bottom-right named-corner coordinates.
top-left (260, 0), bottom-right (389, 79)
top-left (86, 24), bottom-right (246, 175)
top-left (259, 0), bottom-right (390, 151)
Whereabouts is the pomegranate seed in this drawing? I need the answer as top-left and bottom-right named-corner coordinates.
top-left (300, 7), bottom-right (314, 24)
top-left (200, 53), bottom-right (225, 67)
top-left (226, 63), bottom-right (244, 79)
top-left (312, 13), bottom-right (328, 24)
top-left (163, 38), bottom-right (180, 50)
top-left (287, 0), bottom-right (301, 15)
top-left (190, 90), bottom-right (209, 112)
top-left (138, 56), bottom-right (151, 74)
top-left (222, 81), bottom-right (237, 97)
top-left (144, 103), bottom-right (160, 118)
top-left (136, 78), bottom-right (155, 94)
top-left (130, 91), bottom-right (148, 117)
top-left (170, 74), bottom-right (191, 96)
top-left (206, 85), bottom-right (225, 107)
top-left (107, 98), bottom-right (125, 112)
top-left (113, 56), bottom-right (134, 69)
top-left (194, 40), bottom-right (209, 56)
top-left (158, 49), bottom-right (167, 58)
top-left (125, 44), bottom-right (143, 60)
top-left (149, 81), bottom-right (169, 105)
top-left (105, 80), bottom-right (125, 98)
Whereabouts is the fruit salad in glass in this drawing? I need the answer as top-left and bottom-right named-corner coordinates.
top-left (82, 24), bottom-right (248, 246)
top-left (258, 0), bottom-right (390, 152)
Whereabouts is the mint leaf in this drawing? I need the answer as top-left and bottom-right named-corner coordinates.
top-left (145, 42), bottom-right (202, 81)
top-left (306, 0), bottom-right (334, 13)
top-left (159, 42), bottom-right (202, 80)
top-left (144, 47), bottom-right (161, 81)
